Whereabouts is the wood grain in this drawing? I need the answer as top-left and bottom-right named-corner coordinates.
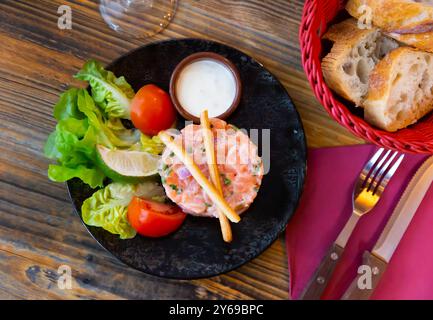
top-left (0, 0), bottom-right (364, 300)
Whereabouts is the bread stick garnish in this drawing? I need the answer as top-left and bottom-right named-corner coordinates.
top-left (200, 110), bottom-right (233, 242)
top-left (158, 131), bottom-right (241, 223)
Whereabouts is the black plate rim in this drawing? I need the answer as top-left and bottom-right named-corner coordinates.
top-left (66, 38), bottom-right (308, 280)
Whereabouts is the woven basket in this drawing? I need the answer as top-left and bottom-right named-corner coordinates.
top-left (300, 0), bottom-right (433, 154)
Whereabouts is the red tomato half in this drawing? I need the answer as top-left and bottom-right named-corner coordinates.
top-left (127, 197), bottom-right (186, 238)
top-left (130, 84), bottom-right (176, 135)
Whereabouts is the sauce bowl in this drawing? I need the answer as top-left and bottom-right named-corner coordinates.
top-left (169, 52), bottom-right (242, 123)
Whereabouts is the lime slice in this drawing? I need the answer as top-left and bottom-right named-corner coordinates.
top-left (96, 144), bottom-right (160, 183)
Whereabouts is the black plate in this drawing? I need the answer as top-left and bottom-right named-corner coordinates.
top-left (67, 39), bottom-right (307, 279)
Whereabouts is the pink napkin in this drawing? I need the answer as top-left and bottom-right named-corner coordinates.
top-left (285, 144), bottom-right (433, 300)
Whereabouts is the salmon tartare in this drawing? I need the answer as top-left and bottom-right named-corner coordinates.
top-left (158, 119), bottom-right (263, 218)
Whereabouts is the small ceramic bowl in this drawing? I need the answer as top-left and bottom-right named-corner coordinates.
top-left (169, 52), bottom-right (242, 123)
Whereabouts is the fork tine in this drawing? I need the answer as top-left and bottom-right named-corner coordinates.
top-left (364, 149), bottom-right (391, 188)
top-left (360, 148), bottom-right (384, 186)
top-left (369, 151), bottom-right (398, 191)
top-left (373, 153), bottom-right (405, 195)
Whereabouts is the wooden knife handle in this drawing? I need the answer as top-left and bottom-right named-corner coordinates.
top-left (342, 251), bottom-right (387, 300)
top-left (300, 243), bottom-right (344, 300)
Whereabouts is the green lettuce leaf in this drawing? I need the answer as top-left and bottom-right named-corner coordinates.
top-left (53, 88), bottom-right (84, 121)
top-left (74, 60), bottom-right (134, 119)
top-left (44, 116), bottom-right (105, 188)
top-left (106, 118), bottom-right (142, 147)
top-left (44, 118), bottom-right (90, 165)
top-left (81, 182), bottom-right (166, 239)
top-left (82, 183), bottom-right (136, 239)
top-left (48, 164), bottom-right (104, 188)
top-left (139, 134), bottom-right (165, 155)
top-left (76, 89), bottom-right (140, 149)
top-left (44, 88), bottom-right (141, 188)
top-left (45, 59), bottom-right (169, 192)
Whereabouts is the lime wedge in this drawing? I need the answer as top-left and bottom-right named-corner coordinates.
top-left (96, 144), bottom-right (160, 183)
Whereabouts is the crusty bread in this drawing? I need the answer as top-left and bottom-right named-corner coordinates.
top-left (346, 0), bottom-right (433, 33)
top-left (322, 19), bottom-right (399, 105)
top-left (387, 31), bottom-right (433, 53)
top-left (346, 0), bottom-right (433, 52)
top-left (364, 47), bottom-right (433, 132)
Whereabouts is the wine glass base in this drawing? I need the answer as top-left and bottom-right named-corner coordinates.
top-left (99, 0), bottom-right (178, 39)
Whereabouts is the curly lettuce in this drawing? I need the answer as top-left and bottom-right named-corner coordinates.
top-left (81, 182), bottom-right (166, 239)
top-left (44, 115), bottom-right (105, 188)
top-left (74, 60), bottom-right (134, 119)
top-left (53, 88), bottom-right (84, 121)
top-left (47, 165), bottom-right (104, 189)
top-left (76, 89), bottom-right (140, 149)
top-left (82, 183), bottom-right (136, 239)
top-left (139, 134), bottom-right (165, 155)
top-left (44, 88), bottom-right (140, 188)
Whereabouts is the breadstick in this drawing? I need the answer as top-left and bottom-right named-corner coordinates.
top-left (200, 110), bottom-right (233, 242)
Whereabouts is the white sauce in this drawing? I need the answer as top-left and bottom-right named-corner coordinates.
top-left (176, 59), bottom-right (236, 118)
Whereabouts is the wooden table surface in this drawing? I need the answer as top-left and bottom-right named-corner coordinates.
top-left (0, 0), bottom-right (364, 300)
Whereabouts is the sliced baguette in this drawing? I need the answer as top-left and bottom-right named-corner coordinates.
top-left (346, 0), bottom-right (433, 34)
top-left (388, 31), bottom-right (433, 53)
top-left (364, 47), bottom-right (433, 132)
top-left (322, 18), bottom-right (399, 105)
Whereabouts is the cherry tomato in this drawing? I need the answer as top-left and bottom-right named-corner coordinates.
top-left (130, 84), bottom-right (176, 135)
top-left (127, 197), bottom-right (186, 237)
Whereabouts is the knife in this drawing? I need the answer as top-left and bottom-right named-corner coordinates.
top-left (342, 156), bottom-right (433, 300)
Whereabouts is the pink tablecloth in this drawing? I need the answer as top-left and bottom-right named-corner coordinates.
top-left (286, 145), bottom-right (433, 299)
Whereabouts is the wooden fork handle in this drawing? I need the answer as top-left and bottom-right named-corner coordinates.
top-left (300, 243), bottom-right (344, 300)
top-left (342, 251), bottom-right (387, 300)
